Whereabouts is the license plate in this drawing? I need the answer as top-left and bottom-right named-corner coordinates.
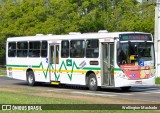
top-left (135, 81), bottom-right (142, 84)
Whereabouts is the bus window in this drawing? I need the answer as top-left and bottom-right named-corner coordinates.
top-left (86, 39), bottom-right (99, 58)
top-left (29, 41), bottom-right (40, 57)
top-left (50, 46), bottom-right (54, 64)
top-left (117, 48), bottom-right (126, 65)
top-left (17, 42), bottom-right (28, 57)
top-left (50, 45), bottom-right (59, 64)
top-left (61, 40), bottom-right (69, 58)
top-left (41, 41), bottom-right (48, 57)
top-left (117, 42), bottom-right (154, 66)
top-left (56, 45), bottom-right (59, 64)
top-left (70, 40), bottom-right (85, 58)
top-left (8, 42), bottom-right (16, 57)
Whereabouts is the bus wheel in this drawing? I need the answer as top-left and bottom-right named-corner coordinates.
top-left (88, 73), bottom-right (100, 91)
top-left (27, 71), bottom-right (36, 86)
top-left (121, 86), bottom-right (131, 91)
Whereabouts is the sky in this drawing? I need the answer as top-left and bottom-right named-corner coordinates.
top-left (137, 0), bottom-right (142, 2)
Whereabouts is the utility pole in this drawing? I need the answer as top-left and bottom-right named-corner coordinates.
top-left (155, 0), bottom-right (160, 77)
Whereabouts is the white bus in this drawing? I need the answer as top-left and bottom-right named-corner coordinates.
top-left (6, 31), bottom-right (155, 91)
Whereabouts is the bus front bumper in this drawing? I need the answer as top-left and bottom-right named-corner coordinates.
top-left (114, 76), bottom-right (156, 87)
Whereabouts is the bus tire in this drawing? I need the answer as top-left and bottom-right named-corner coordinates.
top-left (27, 71), bottom-right (36, 86)
top-left (88, 73), bottom-right (100, 91)
top-left (121, 86), bottom-right (131, 91)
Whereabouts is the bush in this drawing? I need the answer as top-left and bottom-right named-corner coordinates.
top-left (156, 77), bottom-right (160, 84)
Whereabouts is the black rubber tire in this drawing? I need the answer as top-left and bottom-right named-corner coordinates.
top-left (121, 86), bottom-right (131, 91)
top-left (88, 73), bottom-right (100, 91)
top-left (27, 71), bottom-right (36, 86)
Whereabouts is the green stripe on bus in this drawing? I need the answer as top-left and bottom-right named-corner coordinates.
top-left (114, 68), bottom-right (121, 71)
top-left (83, 67), bottom-right (101, 70)
top-left (6, 61), bottom-right (101, 81)
top-left (7, 65), bottom-right (28, 67)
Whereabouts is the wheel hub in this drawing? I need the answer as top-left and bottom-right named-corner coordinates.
top-left (90, 78), bottom-right (96, 87)
top-left (28, 74), bottom-right (33, 84)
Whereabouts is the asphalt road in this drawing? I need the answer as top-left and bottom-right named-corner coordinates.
top-left (0, 76), bottom-right (160, 103)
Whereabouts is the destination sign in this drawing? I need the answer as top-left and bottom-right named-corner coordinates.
top-left (119, 34), bottom-right (152, 41)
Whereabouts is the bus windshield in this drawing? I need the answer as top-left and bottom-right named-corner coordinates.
top-left (117, 42), bottom-right (154, 66)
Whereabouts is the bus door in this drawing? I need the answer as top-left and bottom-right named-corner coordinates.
top-left (102, 43), bottom-right (114, 86)
top-left (49, 44), bottom-right (60, 82)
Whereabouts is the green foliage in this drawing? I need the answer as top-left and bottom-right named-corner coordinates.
top-left (156, 77), bottom-right (160, 84)
top-left (0, 0), bottom-right (156, 65)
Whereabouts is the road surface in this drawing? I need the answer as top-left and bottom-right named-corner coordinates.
top-left (0, 76), bottom-right (160, 103)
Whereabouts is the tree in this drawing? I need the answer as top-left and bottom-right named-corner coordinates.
top-left (0, 0), bottom-right (156, 65)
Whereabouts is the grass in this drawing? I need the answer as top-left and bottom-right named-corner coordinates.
top-left (0, 66), bottom-right (6, 75)
top-left (0, 91), bottom-right (159, 113)
top-left (0, 92), bottom-right (87, 104)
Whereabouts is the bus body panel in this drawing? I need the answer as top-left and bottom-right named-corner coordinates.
top-left (50, 58), bottom-right (101, 85)
top-left (7, 57), bottom-right (50, 82)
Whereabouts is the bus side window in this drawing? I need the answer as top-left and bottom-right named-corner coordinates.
top-left (41, 41), bottom-right (48, 57)
top-left (17, 42), bottom-right (28, 57)
top-left (56, 45), bottom-right (59, 64)
top-left (61, 40), bottom-right (69, 58)
top-left (29, 41), bottom-right (40, 57)
top-left (8, 42), bottom-right (16, 57)
top-left (50, 46), bottom-right (54, 64)
top-left (70, 43), bottom-right (76, 57)
top-left (70, 40), bottom-right (85, 58)
top-left (86, 39), bottom-right (99, 58)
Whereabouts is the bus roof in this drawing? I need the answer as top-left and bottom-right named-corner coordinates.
top-left (7, 32), bottom-right (151, 42)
